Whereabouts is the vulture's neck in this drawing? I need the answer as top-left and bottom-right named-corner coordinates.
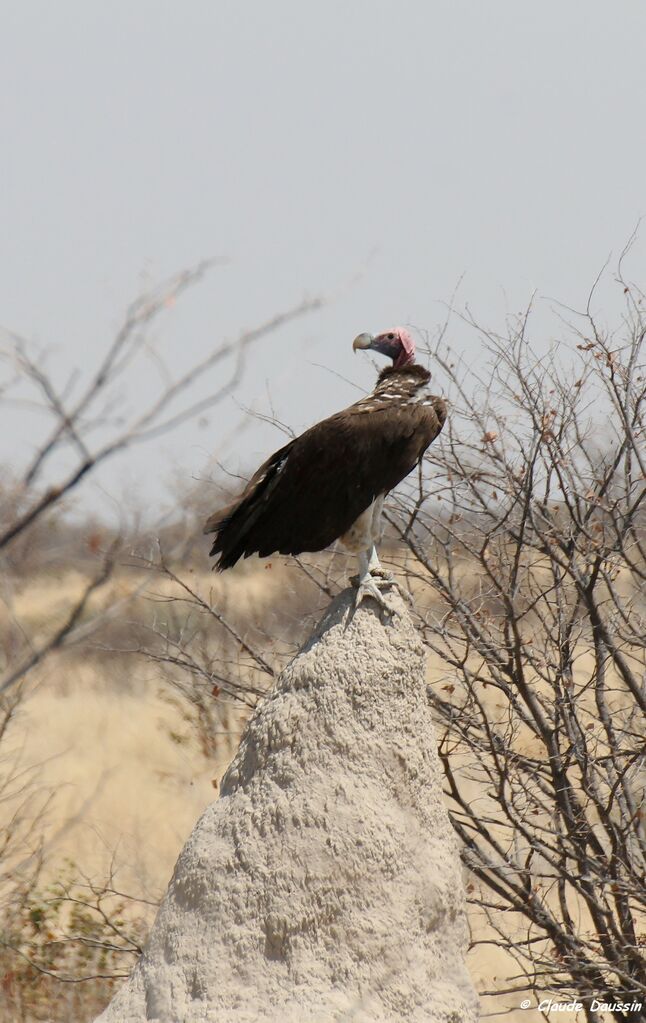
top-left (353, 363), bottom-right (434, 414)
top-left (376, 363), bottom-right (431, 388)
top-left (364, 363), bottom-right (433, 407)
top-left (374, 364), bottom-right (434, 394)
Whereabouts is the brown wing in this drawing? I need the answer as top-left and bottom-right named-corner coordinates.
top-left (205, 399), bottom-right (445, 570)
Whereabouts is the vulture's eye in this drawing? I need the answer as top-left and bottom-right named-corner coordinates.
top-left (387, 333), bottom-right (395, 340)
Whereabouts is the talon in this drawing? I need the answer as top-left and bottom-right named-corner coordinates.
top-left (389, 578), bottom-right (414, 605)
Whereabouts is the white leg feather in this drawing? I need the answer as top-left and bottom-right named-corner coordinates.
top-left (370, 495), bottom-right (385, 543)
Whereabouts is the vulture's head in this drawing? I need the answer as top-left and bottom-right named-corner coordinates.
top-left (352, 327), bottom-right (416, 369)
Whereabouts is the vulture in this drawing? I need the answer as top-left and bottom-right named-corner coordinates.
top-left (204, 327), bottom-right (446, 609)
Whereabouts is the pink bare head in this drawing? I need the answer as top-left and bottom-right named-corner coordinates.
top-left (352, 327), bottom-right (416, 369)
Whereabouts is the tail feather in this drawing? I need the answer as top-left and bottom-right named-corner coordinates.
top-left (204, 441), bottom-right (294, 570)
top-left (203, 500), bottom-right (237, 536)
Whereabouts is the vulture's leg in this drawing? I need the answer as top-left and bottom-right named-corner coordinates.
top-left (360, 496), bottom-right (385, 574)
top-left (366, 496), bottom-right (412, 605)
top-left (366, 494), bottom-right (394, 580)
top-left (371, 496), bottom-right (385, 547)
top-left (341, 503), bottom-right (396, 611)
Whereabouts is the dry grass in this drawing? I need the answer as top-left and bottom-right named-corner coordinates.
top-left (0, 557), bottom-right (604, 1023)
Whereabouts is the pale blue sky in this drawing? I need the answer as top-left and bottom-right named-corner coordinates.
top-left (1, 1), bottom-right (645, 515)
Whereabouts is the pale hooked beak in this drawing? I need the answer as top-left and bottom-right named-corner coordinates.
top-left (352, 332), bottom-right (374, 353)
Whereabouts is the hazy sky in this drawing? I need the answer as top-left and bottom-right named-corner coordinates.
top-left (2, 1), bottom-right (645, 516)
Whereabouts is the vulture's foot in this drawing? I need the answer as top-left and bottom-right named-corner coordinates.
top-left (351, 572), bottom-right (411, 613)
top-left (353, 573), bottom-right (397, 613)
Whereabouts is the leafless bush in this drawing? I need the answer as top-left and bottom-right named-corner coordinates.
top-left (124, 543), bottom-right (336, 760)
top-left (0, 266), bottom-right (319, 695)
top-left (384, 263), bottom-right (645, 1020)
top-left (0, 266), bottom-right (320, 1015)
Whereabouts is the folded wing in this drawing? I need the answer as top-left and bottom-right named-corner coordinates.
top-left (205, 400), bottom-right (445, 571)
